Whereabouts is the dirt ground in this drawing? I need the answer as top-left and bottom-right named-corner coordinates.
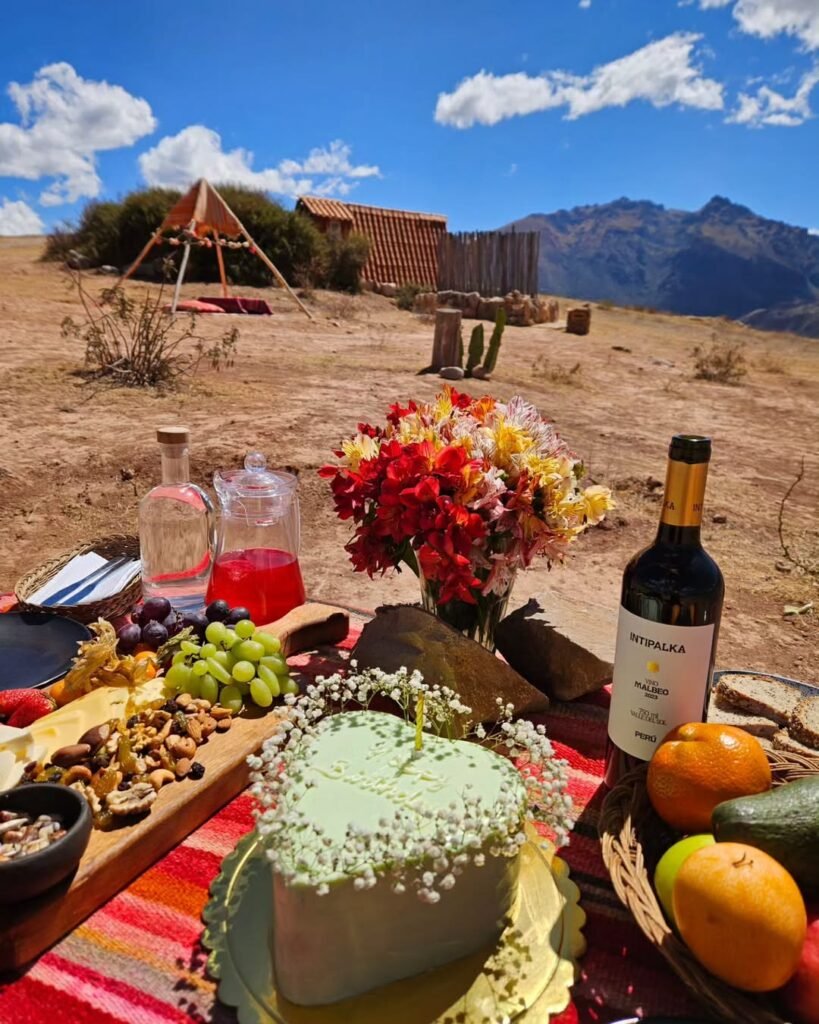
top-left (0, 237), bottom-right (816, 680)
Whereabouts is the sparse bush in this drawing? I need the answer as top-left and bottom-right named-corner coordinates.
top-left (61, 269), bottom-right (238, 390)
top-left (692, 335), bottom-right (747, 384)
top-left (324, 293), bottom-right (357, 320)
top-left (755, 351), bottom-right (786, 374)
top-left (532, 356), bottom-right (582, 386)
top-left (396, 281), bottom-right (425, 311)
top-left (324, 232), bottom-right (370, 293)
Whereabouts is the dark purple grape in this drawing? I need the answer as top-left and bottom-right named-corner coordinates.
top-left (142, 597), bottom-right (171, 622)
top-left (116, 623), bottom-right (142, 654)
top-left (162, 611), bottom-right (182, 637)
top-left (131, 605), bottom-right (146, 627)
top-left (141, 620), bottom-right (169, 649)
top-left (205, 599), bottom-right (230, 622)
top-left (181, 613), bottom-right (208, 640)
top-left (225, 606), bottom-right (251, 625)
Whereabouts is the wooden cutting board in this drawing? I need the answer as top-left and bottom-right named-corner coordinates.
top-left (0, 602), bottom-right (349, 973)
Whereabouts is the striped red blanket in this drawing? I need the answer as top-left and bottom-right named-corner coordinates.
top-left (0, 615), bottom-right (702, 1024)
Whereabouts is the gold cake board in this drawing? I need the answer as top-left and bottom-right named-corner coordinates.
top-left (203, 829), bottom-right (586, 1024)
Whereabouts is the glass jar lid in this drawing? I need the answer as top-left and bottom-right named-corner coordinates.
top-left (214, 452), bottom-right (297, 502)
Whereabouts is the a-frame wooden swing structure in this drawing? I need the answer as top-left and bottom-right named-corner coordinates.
top-left (118, 179), bottom-right (312, 319)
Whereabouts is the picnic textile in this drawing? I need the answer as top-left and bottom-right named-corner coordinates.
top-left (0, 613), bottom-right (705, 1024)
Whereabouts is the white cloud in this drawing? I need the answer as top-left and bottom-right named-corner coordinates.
top-left (699, 0), bottom-right (819, 50)
top-left (808, 227), bottom-right (819, 235)
top-left (435, 33), bottom-right (724, 127)
top-left (728, 64), bottom-right (819, 124)
top-left (579, 0), bottom-right (592, 8)
top-left (139, 127), bottom-right (379, 198)
top-left (0, 197), bottom-right (44, 235)
top-left (0, 62), bottom-right (156, 206)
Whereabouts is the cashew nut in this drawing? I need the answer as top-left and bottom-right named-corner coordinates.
top-left (149, 769), bottom-right (175, 791)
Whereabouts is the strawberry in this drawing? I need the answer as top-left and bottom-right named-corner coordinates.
top-left (0, 688), bottom-right (56, 727)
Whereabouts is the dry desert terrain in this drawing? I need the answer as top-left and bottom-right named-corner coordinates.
top-left (0, 236), bottom-right (816, 680)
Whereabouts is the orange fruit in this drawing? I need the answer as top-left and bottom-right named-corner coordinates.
top-left (673, 842), bottom-right (806, 991)
top-left (133, 649), bottom-right (158, 679)
top-left (647, 722), bottom-right (771, 832)
top-left (48, 679), bottom-right (73, 707)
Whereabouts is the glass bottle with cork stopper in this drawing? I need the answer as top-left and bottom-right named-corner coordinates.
top-left (138, 426), bottom-right (215, 614)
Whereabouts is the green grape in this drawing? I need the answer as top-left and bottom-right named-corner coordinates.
top-left (260, 654), bottom-right (288, 677)
top-left (172, 651), bottom-right (188, 665)
top-left (257, 664), bottom-right (281, 697)
top-left (201, 642), bottom-right (218, 659)
top-left (181, 675), bottom-right (202, 698)
top-left (280, 676), bottom-right (299, 695)
top-left (234, 619), bottom-right (257, 639)
top-left (205, 621), bottom-right (227, 644)
top-left (256, 631), bottom-right (281, 655)
top-left (234, 639), bottom-right (265, 663)
top-left (191, 659), bottom-right (209, 677)
top-left (199, 674), bottom-right (220, 704)
top-left (219, 684), bottom-right (243, 713)
top-left (231, 660), bottom-right (256, 683)
top-left (234, 679), bottom-right (250, 696)
top-left (165, 662), bottom-right (192, 691)
top-left (206, 657), bottom-right (232, 685)
top-left (180, 640), bottom-right (201, 656)
top-left (211, 650), bottom-right (230, 666)
top-left (221, 629), bottom-right (239, 650)
top-left (250, 677), bottom-right (274, 708)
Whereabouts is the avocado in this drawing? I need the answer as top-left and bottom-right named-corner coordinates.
top-left (712, 776), bottom-right (819, 893)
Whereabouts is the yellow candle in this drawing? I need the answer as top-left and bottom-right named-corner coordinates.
top-left (415, 693), bottom-right (425, 751)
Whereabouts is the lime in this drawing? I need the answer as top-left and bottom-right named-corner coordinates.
top-left (654, 833), bottom-right (715, 926)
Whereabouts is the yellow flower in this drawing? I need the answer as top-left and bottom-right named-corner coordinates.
top-left (582, 485), bottom-right (615, 525)
top-left (341, 433), bottom-right (381, 470)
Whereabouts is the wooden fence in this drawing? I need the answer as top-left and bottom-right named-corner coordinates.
top-left (437, 230), bottom-right (540, 296)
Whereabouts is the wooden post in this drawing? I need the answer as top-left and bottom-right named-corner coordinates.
top-left (171, 242), bottom-right (192, 315)
top-left (214, 231), bottom-right (229, 298)
top-left (430, 308), bottom-right (462, 371)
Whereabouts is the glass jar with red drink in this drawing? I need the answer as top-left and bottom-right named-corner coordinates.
top-left (206, 452), bottom-right (306, 625)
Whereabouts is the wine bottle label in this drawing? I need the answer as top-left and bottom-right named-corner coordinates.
top-left (607, 606), bottom-right (715, 760)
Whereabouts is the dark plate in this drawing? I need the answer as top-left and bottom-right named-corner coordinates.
top-left (0, 612), bottom-right (90, 691)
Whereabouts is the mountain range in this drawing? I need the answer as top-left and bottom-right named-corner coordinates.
top-left (504, 196), bottom-right (819, 339)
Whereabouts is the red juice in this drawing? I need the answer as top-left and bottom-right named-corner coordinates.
top-left (206, 547), bottom-right (306, 624)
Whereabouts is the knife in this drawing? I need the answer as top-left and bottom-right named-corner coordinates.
top-left (42, 556), bottom-right (132, 607)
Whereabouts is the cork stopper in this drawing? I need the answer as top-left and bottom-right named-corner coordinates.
top-left (156, 426), bottom-right (190, 445)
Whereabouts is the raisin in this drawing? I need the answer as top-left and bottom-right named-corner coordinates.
top-left (188, 762), bottom-right (205, 780)
top-left (117, 781), bottom-right (130, 791)
top-left (126, 715), bottom-right (139, 729)
top-left (162, 700), bottom-right (178, 714)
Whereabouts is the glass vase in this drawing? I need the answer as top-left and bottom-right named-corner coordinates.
top-left (418, 569), bottom-right (516, 651)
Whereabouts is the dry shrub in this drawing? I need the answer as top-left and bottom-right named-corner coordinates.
top-left (324, 293), bottom-right (357, 321)
top-left (692, 335), bottom-right (747, 385)
top-left (61, 269), bottom-right (238, 390)
top-left (531, 356), bottom-right (582, 386)
top-left (755, 351), bottom-right (786, 374)
top-left (778, 459), bottom-right (819, 579)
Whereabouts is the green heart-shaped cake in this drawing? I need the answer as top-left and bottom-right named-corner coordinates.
top-left (268, 710), bottom-right (528, 1005)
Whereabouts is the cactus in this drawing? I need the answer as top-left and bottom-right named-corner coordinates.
top-left (457, 328), bottom-right (464, 368)
top-left (465, 324), bottom-right (485, 376)
top-left (482, 307), bottom-right (506, 374)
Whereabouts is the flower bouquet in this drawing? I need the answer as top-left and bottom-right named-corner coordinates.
top-left (321, 387), bottom-right (612, 648)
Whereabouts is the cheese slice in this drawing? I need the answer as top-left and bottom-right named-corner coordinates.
top-left (0, 724), bottom-right (47, 792)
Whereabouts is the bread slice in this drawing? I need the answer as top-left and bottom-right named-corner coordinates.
top-left (707, 699), bottom-right (780, 739)
top-left (772, 728), bottom-right (819, 757)
top-left (788, 696), bottom-right (819, 748)
top-left (715, 673), bottom-right (818, 725)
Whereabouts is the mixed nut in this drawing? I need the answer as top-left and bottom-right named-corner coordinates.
top-left (0, 809), bottom-right (67, 861)
top-left (21, 693), bottom-right (234, 829)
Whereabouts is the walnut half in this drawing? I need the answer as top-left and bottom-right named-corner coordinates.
top-left (106, 782), bottom-right (157, 817)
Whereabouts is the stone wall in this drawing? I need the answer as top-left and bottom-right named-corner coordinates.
top-left (413, 289), bottom-right (559, 327)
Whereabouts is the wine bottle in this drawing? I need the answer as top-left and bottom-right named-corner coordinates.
top-left (605, 435), bottom-right (724, 786)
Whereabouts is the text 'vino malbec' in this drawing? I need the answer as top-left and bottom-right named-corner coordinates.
top-left (605, 435), bottom-right (724, 786)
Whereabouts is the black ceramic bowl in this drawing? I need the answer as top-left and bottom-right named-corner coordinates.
top-left (0, 783), bottom-right (92, 904)
top-left (0, 612), bottom-right (91, 691)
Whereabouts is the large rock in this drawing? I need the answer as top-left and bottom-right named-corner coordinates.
top-left (478, 297), bottom-right (505, 322)
top-left (413, 291), bottom-right (438, 315)
top-left (439, 365), bottom-right (465, 380)
top-left (352, 604), bottom-right (549, 725)
top-left (66, 249), bottom-right (92, 270)
top-left (379, 282), bottom-right (398, 298)
top-left (494, 598), bottom-right (612, 701)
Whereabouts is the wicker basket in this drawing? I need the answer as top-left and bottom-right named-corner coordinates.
top-left (15, 534), bottom-right (141, 625)
top-left (599, 749), bottom-right (819, 1024)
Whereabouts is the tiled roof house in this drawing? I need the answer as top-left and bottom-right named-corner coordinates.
top-left (296, 196), bottom-right (447, 288)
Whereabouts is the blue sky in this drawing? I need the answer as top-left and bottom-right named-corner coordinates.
top-left (1, 0), bottom-right (818, 235)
